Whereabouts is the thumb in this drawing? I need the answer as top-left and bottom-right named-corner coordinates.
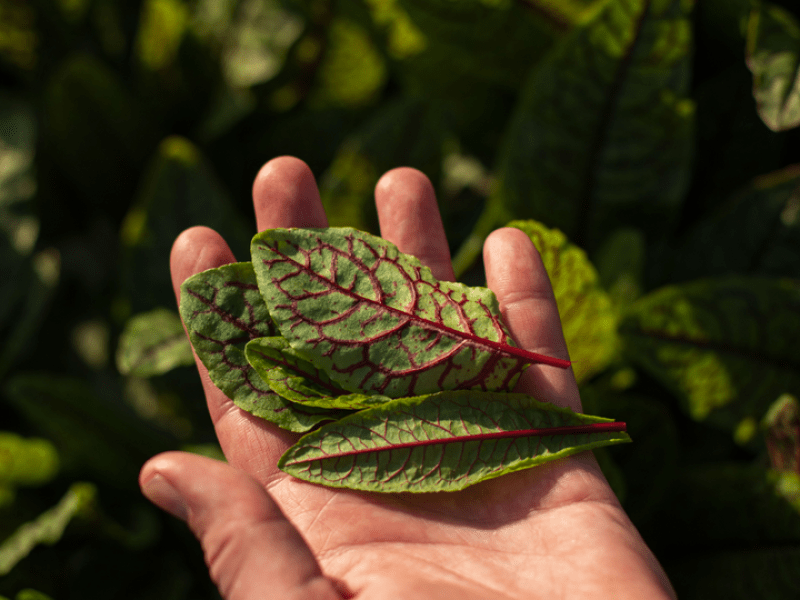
top-left (140, 452), bottom-right (346, 600)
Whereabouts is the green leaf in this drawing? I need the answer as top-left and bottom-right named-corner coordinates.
top-left (0, 483), bottom-right (96, 576)
top-left (251, 227), bottom-right (569, 398)
top-left (491, 0), bottom-right (694, 249)
top-left (746, 2), bottom-right (800, 132)
top-left (44, 54), bottom-right (158, 208)
top-left (651, 463), bottom-right (800, 599)
top-left (320, 97), bottom-right (449, 234)
top-left (279, 390), bottom-right (630, 492)
top-left (180, 261), bottom-right (341, 431)
top-left (619, 277), bottom-right (800, 427)
top-left (245, 337), bottom-right (379, 410)
top-left (668, 164), bottom-right (800, 282)
top-left (0, 433), bottom-right (59, 488)
top-left (120, 135), bottom-right (252, 311)
top-left (508, 219), bottom-right (619, 383)
top-left (4, 374), bottom-right (173, 484)
top-left (116, 308), bottom-right (194, 377)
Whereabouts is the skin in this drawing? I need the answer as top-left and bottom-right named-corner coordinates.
top-left (139, 156), bottom-right (677, 600)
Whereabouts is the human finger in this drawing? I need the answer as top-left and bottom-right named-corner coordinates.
top-left (483, 227), bottom-right (581, 411)
top-left (170, 227), bottom-right (297, 474)
top-left (375, 167), bottom-right (454, 282)
top-left (140, 452), bottom-right (346, 600)
top-left (252, 156), bottom-right (328, 231)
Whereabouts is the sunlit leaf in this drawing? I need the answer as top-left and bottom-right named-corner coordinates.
top-left (0, 433), bottom-right (59, 488)
top-left (508, 219), bottom-right (618, 383)
top-left (746, 2), bottom-right (800, 132)
top-left (279, 389), bottom-right (629, 492)
top-left (116, 308), bottom-right (194, 377)
top-left (619, 277), bottom-right (800, 428)
top-left (491, 0), bottom-right (694, 250)
top-left (251, 227), bottom-right (570, 399)
top-left (245, 337), bottom-right (378, 410)
top-left (180, 261), bottom-right (342, 431)
top-left (0, 482), bottom-right (96, 576)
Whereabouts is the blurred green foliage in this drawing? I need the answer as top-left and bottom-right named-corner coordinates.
top-left (1, 0), bottom-right (800, 597)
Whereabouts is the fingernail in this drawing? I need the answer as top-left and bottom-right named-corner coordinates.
top-left (141, 474), bottom-right (189, 521)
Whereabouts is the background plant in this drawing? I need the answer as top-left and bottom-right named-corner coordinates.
top-left (1, 0), bottom-right (799, 597)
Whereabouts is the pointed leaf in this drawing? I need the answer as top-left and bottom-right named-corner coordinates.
top-left (245, 337), bottom-right (378, 410)
top-left (667, 164), bottom-right (800, 282)
top-left (746, 2), bottom-right (800, 132)
top-left (116, 308), bottom-right (194, 376)
top-left (251, 227), bottom-right (569, 398)
top-left (180, 261), bottom-right (340, 432)
top-left (619, 277), bottom-right (800, 428)
top-left (508, 219), bottom-right (619, 383)
top-left (120, 136), bottom-right (252, 311)
top-left (492, 0), bottom-right (694, 249)
top-left (0, 483), bottom-right (96, 576)
top-left (279, 390), bottom-right (629, 492)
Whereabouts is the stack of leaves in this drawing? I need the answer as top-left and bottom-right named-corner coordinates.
top-left (180, 226), bottom-right (629, 492)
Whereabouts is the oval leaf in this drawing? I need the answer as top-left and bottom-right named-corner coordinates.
top-left (180, 262), bottom-right (340, 432)
top-left (491, 0), bottom-right (694, 249)
top-left (619, 277), bottom-right (800, 427)
top-left (245, 337), bottom-right (379, 410)
top-left (251, 227), bottom-right (569, 399)
top-left (278, 390), bottom-right (629, 492)
top-left (116, 308), bottom-right (194, 376)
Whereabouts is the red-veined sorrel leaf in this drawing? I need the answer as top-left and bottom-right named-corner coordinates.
top-left (245, 337), bottom-right (381, 410)
top-left (251, 227), bottom-right (570, 399)
top-left (180, 262), bottom-right (341, 432)
top-left (278, 390), bottom-right (630, 492)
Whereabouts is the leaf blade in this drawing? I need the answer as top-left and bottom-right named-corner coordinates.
top-left (251, 227), bottom-right (569, 399)
top-left (279, 390), bottom-right (630, 492)
top-left (245, 337), bottom-right (379, 410)
top-left (180, 261), bottom-right (341, 432)
top-left (619, 277), bottom-right (800, 427)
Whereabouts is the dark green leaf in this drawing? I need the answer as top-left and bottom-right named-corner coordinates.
top-left (120, 136), bottom-right (252, 312)
top-left (44, 54), bottom-right (158, 208)
top-left (508, 219), bottom-right (619, 383)
top-left (668, 164), bottom-right (800, 282)
top-left (180, 261), bottom-right (342, 432)
top-left (3, 374), bottom-right (173, 483)
top-left (320, 98), bottom-right (449, 234)
top-left (279, 390), bottom-right (629, 492)
top-left (116, 308), bottom-right (194, 377)
top-left (491, 0), bottom-right (694, 250)
top-left (619, 277), bottom-right (800, 428)
top-left (746, 2), bottom-right (800, 132)
top-left (0, 483), bottom-right (96, 576)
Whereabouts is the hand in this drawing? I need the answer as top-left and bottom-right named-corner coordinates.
top-left (139, 157), bottom-right (676, 599)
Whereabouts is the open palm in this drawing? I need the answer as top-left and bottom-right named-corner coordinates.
top-left (140, 157), bottom-right (675, 599)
